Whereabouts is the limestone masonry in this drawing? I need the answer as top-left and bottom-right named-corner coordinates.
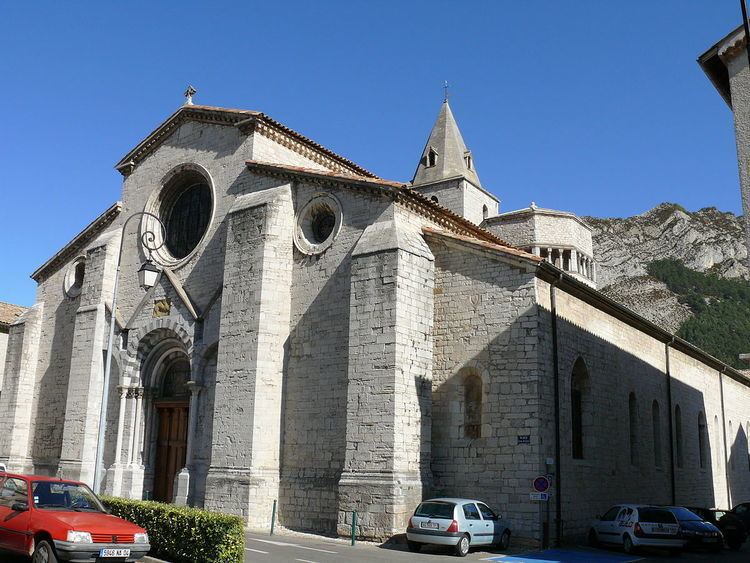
top-left (1, 94), bottom-right (750, 546)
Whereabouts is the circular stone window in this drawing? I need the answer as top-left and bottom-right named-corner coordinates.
top-left (64, 257), bottom-right (86, 298)
top-left (143, 165), bottom-right (214, 266)
top-left (294, 194), bottom-right (342, 255)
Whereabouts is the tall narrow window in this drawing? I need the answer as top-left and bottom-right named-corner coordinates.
top-left (629, 392), bottom-right (638, 466)
top-left (465, 154), bottom-right (473, 170)
top-left (427, 148), bottom-right (438, 167)
top-left (729, 421), bottom-right (735, 471)
top-left (482, 204), bottom-right (489, 220)
top-left (675, 405), bottom-right (683, 468)
top-left (652, 400), bottom-right (662, 467)
top-left (715, 415), bottom-right (721, 469)
top-left (464, 374), bottom-right (482, 439)
top-left (571, 358), bottom-right (588, 460)
top-left (698, 411), bottom-right (707, 469)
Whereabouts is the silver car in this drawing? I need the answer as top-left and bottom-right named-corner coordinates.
top-left (406, 498), bottom-right (511, 557)
top-left (589, 504), bottom-right (683, 554)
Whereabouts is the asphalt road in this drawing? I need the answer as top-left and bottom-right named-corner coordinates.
top-left (242, 530), bottom-right (750, 562)
top-left (1, 533), bottom-right (747, 562)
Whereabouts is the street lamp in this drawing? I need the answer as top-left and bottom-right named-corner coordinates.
top-left (92, 211), bottom-right (166, 494)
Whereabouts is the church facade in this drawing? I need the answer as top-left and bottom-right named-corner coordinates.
top-left (2, 97), bottom-right (750, 544)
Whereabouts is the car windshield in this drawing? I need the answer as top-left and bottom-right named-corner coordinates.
top-left (669, 507), bottom-right (703, 522)
top-left (32, 481), bottom-right (105, 512)
top-left (415, 502), bottom-right (455, 519)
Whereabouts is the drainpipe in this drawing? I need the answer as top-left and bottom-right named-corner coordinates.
top-left (665, 339), bottom-right (676, 505)
top-left (549, 274), bottom-right (563, 545)
top-left (719, 367), bottom-right (731, 508)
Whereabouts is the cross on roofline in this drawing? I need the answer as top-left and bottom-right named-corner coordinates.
top-left (444, 80), bottom-right (449, 102)
top-left (184, 85), bottom-right (197, 106)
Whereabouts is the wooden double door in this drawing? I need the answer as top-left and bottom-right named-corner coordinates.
top-left (153, 401), bottom-right (189, 503)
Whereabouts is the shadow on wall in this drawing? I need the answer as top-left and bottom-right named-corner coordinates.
top-left (30, 298), bottom-right (78, 475)
top-left (728, 423), bottom-right (750, 508)
top-left (427, 292), bottom-right (739, 543)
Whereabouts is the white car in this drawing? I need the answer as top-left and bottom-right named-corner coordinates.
top-left (589, 504), bottom-right (683, 554)
top-left (406, 498), bottom-right (511, 557)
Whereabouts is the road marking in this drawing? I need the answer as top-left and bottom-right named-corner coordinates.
top-left (245, 547), bottom-right (269, 554)
top-left (248, 538), bottom-right (338, 554)
top-left (295, 559), bottom-right (318, 563)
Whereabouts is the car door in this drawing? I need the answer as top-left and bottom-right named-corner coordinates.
top-left (476, 502), bottom-right (500, 544)
top-left (0, 477), bottom-right (31, 553)
top-left (462, 502), bottom-right (486, 544)
top-left (595, 506), bottom-right (622, 543)
top-left (732, 503), bottom-right (750, 529)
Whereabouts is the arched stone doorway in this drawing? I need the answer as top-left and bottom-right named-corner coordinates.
top-left (152, 353), bottom-right (190, 502)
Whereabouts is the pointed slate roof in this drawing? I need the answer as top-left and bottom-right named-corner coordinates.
top-left (411, 100), bottom-right (482, 188)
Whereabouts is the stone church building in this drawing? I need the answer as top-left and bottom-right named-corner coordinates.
top-left (1, 95), bottom-right (750, 544)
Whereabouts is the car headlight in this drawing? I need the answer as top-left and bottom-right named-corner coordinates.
top-left (134, 532), bottom-right (149, 544)
top-left (66, 531), bottom-right (92, 543)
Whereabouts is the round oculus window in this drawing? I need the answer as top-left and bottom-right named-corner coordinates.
top-left (294, 194), bottom-right (342, 255)
top-left (162, 182), bottom-right (212, 259)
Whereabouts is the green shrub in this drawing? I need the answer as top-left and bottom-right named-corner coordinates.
top-left (100, 496), bottom-right (245, 563)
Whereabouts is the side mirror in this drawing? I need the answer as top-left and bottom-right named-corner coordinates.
top-left (495, 514), bottom-right (501, 521)
top-left (11, 501), bottom-right (28, 512)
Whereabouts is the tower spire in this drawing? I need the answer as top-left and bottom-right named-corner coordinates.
top-left (411, 99), bottom-right (482, 189)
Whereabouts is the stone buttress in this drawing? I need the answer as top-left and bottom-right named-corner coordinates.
top-left (337, 219), bottom-right (435, 540)
top-left (0, 303), bottom-right (45, 472)
top-left (203, 185), bottom-right (293, 528)
top-left (58, 230), bottom-right (121, 484)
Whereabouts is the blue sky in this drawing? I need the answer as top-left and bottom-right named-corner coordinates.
top-left (0, 1), bottom-right (744, 306)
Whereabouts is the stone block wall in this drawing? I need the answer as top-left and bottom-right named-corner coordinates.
top-left (279, 183), bottom-right (391, 534)
top-left (428, 238), bottom-right (543, 540)
top-left (538, 278), bottom-right (750, 540)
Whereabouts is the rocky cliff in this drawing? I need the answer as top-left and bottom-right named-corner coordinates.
top-left (585, 203), bottom-right (747, 333)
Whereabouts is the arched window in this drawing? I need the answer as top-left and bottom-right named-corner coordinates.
top-left (482, 204), bottom-right (489, 220)
top-left (161, 356), bottom-right (190, 400)
top-left (652, 400), bottom-right (662, 467)
top-left (675, 404), bottom-right (683, 468)
top-left (74, 261), bottom-right (86, 289)
top-left (571, 358), bottom-right (588, 459)
top-left (427, 148), bottom-right (438, 167)
top-left (464, 374), bottom-right (482, 439)
top-left (629, 392), bottom-right (638, 466)
top-left (698, 411), bottom-right (707, 469)
top-left (715, 415), bottom-right (722, 469)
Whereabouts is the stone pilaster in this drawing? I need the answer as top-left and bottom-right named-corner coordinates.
top-left (203, 185), bottom-right (293, 527)
top-left (337, 219), bottom-right (435, 540)
top-left (58, 230), bottom-right (120, 486)
top-left (0, 303), bottom-right (45, 472)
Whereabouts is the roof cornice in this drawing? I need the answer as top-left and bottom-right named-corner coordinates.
top-left (486, 206), bottom-right (592, 231)
top-left (245, 160), bottom-right (517, 249)
top-left (115, 105), bottom-right (377, 179)
top-left (31, 202), bottom-right (122, 283)
top-left (698, 23), bottom-right (743, 108)
top-left (537, 262), bottom-right (750, 388)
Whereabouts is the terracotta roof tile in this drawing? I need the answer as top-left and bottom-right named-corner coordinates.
top-left (0, 302), bottom-right (27, 327)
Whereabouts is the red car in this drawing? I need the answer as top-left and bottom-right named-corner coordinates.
top-left (0, 470), bottom-right (150, 562)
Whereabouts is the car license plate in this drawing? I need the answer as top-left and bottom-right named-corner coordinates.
top-left (702, 537), bottom-right (719, 543)
top-left (420, 522), bottom-right (439, 529)
top-left (99, 548), bottom-right (131, 557)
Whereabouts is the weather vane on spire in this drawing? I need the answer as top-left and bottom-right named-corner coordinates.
top-left (184, 85), bottom-right (197, 106)
top-left (444, 80), bottom-right (449, 102)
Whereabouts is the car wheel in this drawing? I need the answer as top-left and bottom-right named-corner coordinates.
top-left (497, 529), bottom-right (511, 550)
top-left (728, 538), bottom-right (743, 550)
top-left (455, 534), bottom-right (470, 557)
top-left (407, 540), bottom-right (422, 552)
top-left (587, 528), bottom-right (598, 547)
top-left (622, 534), bottom-right (635, 554)
top-left (32, 540), bottom-right (58, 563)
